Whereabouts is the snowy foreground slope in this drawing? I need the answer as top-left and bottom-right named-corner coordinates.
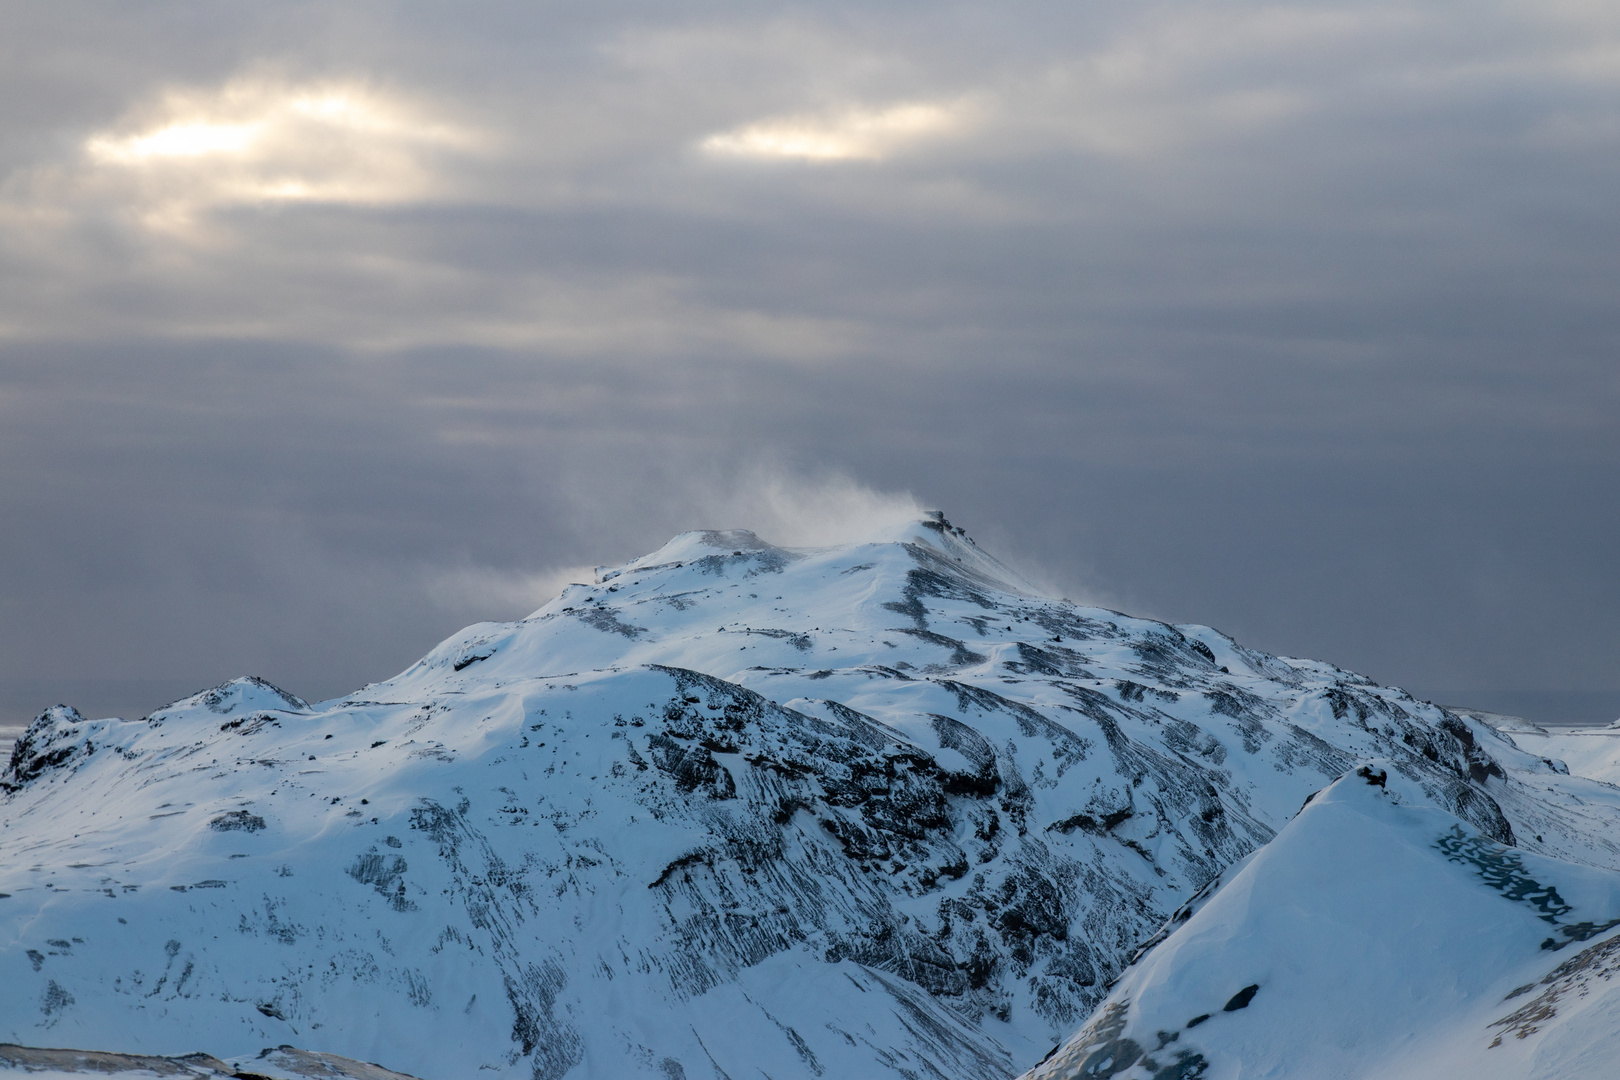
top-left (1019, 763), bottom-right (1620, 1080)
top-left (4, 515), bottom-right (1618, 1080)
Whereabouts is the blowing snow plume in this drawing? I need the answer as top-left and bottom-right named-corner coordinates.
top-left (683, 468), bottom-right (925, 548)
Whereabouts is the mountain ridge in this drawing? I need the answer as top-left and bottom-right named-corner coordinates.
top-left (4, 513), bottom-right (1615, 1079)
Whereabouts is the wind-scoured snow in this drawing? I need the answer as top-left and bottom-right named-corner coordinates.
top-left (3, 513), bottom-right (1617, 1080)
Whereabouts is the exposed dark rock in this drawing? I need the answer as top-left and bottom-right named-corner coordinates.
top-left (1222, 984), bottom-right (1259, 1011)
top-left (209, 811), bottom-right (267, 832)
top-left (3, 706), bottom-right (93, 790)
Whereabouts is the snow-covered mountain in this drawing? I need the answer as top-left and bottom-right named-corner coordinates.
top-left (4, 514), bottom-right (1616, 1080)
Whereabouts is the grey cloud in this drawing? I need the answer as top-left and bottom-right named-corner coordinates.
top-left (0, 1), bottom-right (1617, 727)
top-left (1, 342), bottom-right (1614, 723)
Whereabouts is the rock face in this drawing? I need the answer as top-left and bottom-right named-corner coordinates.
top-left (1, 514), bottom-right (1609, 1080)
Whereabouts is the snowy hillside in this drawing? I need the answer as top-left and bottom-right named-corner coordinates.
top-left (4, 513), bottom-right (1614, 1080)
top-left (1020, 762), bottom-right (1620, 1080)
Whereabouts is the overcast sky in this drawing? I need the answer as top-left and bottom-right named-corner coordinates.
top-left (1, 0), bottom-right (1617, 732)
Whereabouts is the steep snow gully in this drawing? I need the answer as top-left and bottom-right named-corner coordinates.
top-left (4, 514), bottom-right (1620, 1079)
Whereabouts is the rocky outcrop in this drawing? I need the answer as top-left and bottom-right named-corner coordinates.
top-left (0, 1043), bottom-right (421, 1079)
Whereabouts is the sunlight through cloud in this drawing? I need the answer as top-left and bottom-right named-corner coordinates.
top-left (89, 121), bottom-right (262, 161)
top-left (701, 101), bottom-right (970, 162)
top-left (81, 77), bottom-right (483, 223)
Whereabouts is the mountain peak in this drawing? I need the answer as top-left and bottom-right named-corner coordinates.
top-left (620, 528), bottom-right (784, 576)
top-left (590, 510), bottom-right (1024, 599)
top-left (628, 509), bottom-right (973, 564)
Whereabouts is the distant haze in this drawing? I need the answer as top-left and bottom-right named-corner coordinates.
top-left (1, 1), bottom-right (1617, 732)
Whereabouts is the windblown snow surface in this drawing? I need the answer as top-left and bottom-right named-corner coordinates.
top-left (5, 514), bottom-right (1619, 1080)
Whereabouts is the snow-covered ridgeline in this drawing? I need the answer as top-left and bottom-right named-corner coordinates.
top-left (3, 514), bottom-right (1614, 1080)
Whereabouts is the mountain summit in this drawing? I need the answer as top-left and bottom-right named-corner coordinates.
top-left (4, 515), bottom-right (1617, 1079)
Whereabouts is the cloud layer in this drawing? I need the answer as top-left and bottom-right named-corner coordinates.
top-left (81, 76), bottom-right (482, 218)
top-left (0, 0), bottom-right (1617, 725)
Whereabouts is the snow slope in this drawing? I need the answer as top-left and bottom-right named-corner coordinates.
top-left (1506, 721), bottom-right (1620, 788)
top-left (4, 514), bottom-right (1616, 1080)
top-left (1020, 765), bottom-right (1620, 1080)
